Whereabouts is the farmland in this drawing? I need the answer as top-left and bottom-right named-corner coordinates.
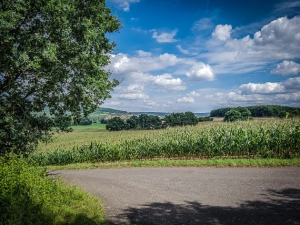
top-left (32, 118), bottom-right (300, 166)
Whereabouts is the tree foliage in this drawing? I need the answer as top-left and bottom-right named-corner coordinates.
top-left (223, 110), bottom-right (242, 122)
top-left (211, 105), bottom-right (300, 118)
top-left (106, 114), bottom-right (164, 131)
top-left (106, 112), bottom-right (201, 132)
top-left (106, 117), bottom-right (126, 131)
top-left (164, 112), bottom-right (198, 127)
top-left (0, 0), bottom-right (121, 155)
top-left (223, 107), bottom-right (252, 122)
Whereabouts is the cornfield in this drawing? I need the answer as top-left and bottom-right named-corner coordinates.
top-left (30, 119), bottom-right (300, 166)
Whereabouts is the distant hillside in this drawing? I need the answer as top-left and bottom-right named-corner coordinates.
top-left (129, 112), bottom-right (210, 117)
top-left (93, 107), bottom-right (128, 115)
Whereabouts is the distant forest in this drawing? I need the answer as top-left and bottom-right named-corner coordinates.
top-left (210, 105), bottom-right (300, 117)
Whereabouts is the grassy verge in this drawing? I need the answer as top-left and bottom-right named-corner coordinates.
top-left (45, 158), bottom-right (300, 171)
top-left (0, 155), bottom-right (107, 225)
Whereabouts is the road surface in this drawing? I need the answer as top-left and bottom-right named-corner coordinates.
top-left (51, 167), bottom-right (300, 225)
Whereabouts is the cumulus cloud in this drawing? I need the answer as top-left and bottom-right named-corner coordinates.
top-left (104, 101), bottom-right (121, 106)
top-left (119, 93), bottom-right (149, 100)
top-left (276, 92), bottom-right (300, 102)
top-left (201, 76), bottom-right (300, 109)
top-left (188, 91), bottom-right (200, 97)
top-left (145, 101), bottom-right (159, 107)
top-left (254, 16), bottom-right (300, 47)
top-left (212, 24), bottom-right (232, 41)
top-left (186, 63), bottom-right (215, 81)
top-left (153, 73), bottom-right (186, 90)
top-left (137, 50), bottom-right (152, 57)
top-left (177, 96), bottom-right (194, 103)
top-left (239, 82), bottom-right (285, 95)
top-left (108, 53), bottom-right (179, 76)
top-left (239, 77), bottom-right (300, 95)
top-left (126, 83), bottom-right (144, 92)
top-left (200, 16), bottom-right (300, 75)
top-left (117, 83), bottom-right (149, 100)
top-left (109, 0), bottom-right (140, 11)
top-left (271, 60), bottom-right (300, 75)
top-left (283, 76), bottom-right (300, 90)
top-left (152, 30), bottom-right (178, 43)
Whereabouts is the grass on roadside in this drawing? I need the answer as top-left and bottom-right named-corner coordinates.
top-left (44, 158), bottom-right (300, 171)
top-left (0, 155), bottom-right (107, 225)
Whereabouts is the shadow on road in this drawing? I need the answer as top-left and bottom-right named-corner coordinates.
top-left (110, 188), bottom-right (300, 225)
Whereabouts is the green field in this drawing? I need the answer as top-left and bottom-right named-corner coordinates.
top-left (71, 123), bottom-right (106, 131)
top-left (4, 118), bottom-right (299, 225)
top-left (33, 118), bottom-right (300, 166)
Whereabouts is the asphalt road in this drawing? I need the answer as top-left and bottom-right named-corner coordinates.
top-left (52, 167), bottom-right (300, 225)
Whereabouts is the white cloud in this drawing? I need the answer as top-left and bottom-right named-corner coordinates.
top-left (254, 16), bottom-right (300, 49)
top-left (108, 53), bottom-right (180, 76)
top-left (212, 24), bottom-right (232, 41)
top-left (275, 0), bottom-right (300, 11)
top-left (104, 101), bottom-right (121, 106)
top-left (239, 82), bottom-right (285, 95)
top-left (119, 93), bottom-right (149, 100)
top-left (192, 18), bottom-right (214, 32)
top-left (239, 77), bottom-right (300, 95)
top-left (176, 91), bottom-right (200, 104)
top-left (276, 92), bottom-right (300, 102)
top-left (177, 96), bottom-right (194, 103)
top-left (145, 101), bottom-right (159, 107)
top-left (109, 0), bottom-right (140, 11)
top-left (118, 83), bottom-right (149, 100)
top-left (188, 91), bottom-right (200, 97)
top-left (282, 76), bottom-right (300, 90)
top-left (152, 30), bottom-right (178, 43)
top-left (186, 63), bottom-right (215, 81)
top-left (126, 83), bottom-right (144, 92)
top-left (137, 50), bottom-right (152, 57)
top-left (153, 73), bottom-right (186, 90)
top-left (176, 45), bottom-right (189, 54)
top-left (271, 60), bottom-right (300, 75)
top-left (197, 16), bottom-right (300, 75)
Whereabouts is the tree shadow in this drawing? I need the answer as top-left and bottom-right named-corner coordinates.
top-left (110, 188), bottom-right (300, 225)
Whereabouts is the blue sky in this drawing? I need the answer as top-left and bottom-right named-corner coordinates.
top-left (103, 0), bottom-right (300, 113)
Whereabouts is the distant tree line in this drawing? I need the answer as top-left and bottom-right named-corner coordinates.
top-left (210, 105), bottom-right (300, 118)
top-left (106, 112), bottom-right (202, 131)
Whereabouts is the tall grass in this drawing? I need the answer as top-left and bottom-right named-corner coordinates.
top-left (30, 119), bottom-right (300, 166)
top-left (0, 155), bottom-right (107, 225)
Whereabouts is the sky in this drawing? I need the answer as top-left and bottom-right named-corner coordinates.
top-left (103, 0), bottom-right (300, 113)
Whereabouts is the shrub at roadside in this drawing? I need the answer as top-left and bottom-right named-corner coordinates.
top-left (0, 155), bottom-right (106, 225)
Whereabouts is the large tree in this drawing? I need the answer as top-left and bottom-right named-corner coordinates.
top-left (0, 0), bottom-right (120, 155)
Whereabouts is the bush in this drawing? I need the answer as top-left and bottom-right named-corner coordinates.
top-left (106, 117), bottom-right (126, 131)
top-left (223, 109), bottom-right (242, 122)
top-left (223, 107), bottom-right (252, 122)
